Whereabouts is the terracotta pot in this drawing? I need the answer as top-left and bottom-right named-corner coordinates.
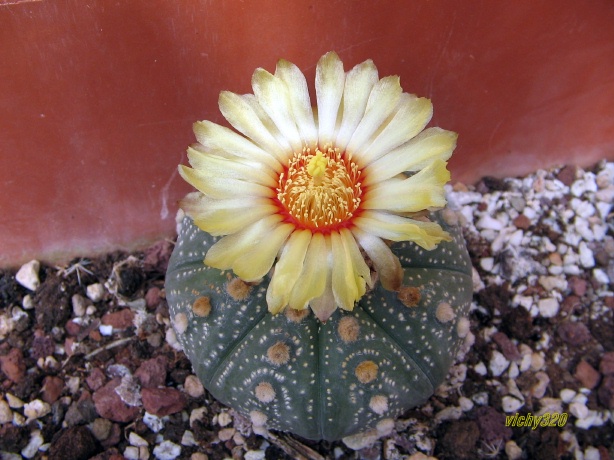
top-left (1, 0), bottom-right (613, 266)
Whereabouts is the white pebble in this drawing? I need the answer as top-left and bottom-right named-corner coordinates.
top-left (0, 400), bottom-right (12, 424)
top-left (16, 260), bottom-right (40, 291)
top-left (244, 451), bottom-right (266, 460)
top-left (22, 294), bottom-right (34, 310)
top-left (474, 362), bottom-right (487, 376)
top-left (571, 175), bottom-right (597, 197)
top-left (86, 283), bottom-right (105, 302)
top-left (21, 430), bottom-right (44, 459)
top-left (218, 411), bottom-right (232, 427)
top-left (181, 430), bottom-right (198, 447)
top-left (152, 440), bottom-right (181, 460)
top-left (531, 353), bottom-right (546, 371)
top-left (560, 389), bottom-right (577, 403)
top-left (480, 257), bottom-right (494, 272)
top-left (99, 324), bottom-right (113, 336)
top-left (476, 215), bottom-right (504, 231)
top-left (578, 242), bottom-right (595, 268)
top-left (143, 411), bottom-right (165, 433)
top-left (129, 432), bottom-right (149, 447)
top-left (458, 396), bottom-right (474, 412)
top-left (166, 328), bottom-right (183, 351)
top-left (489, 351), bottom-right (510, 377)
top-left (23, 399), bottom-right (51, 421)
top-left (538, 298), bottom-right (559, 318)
top-left (584, 446), bottom-right (602, 460)
top-left (124, 446), bottom-right (140, 460)
top-left (184, 375), bottom-right (204, 398)
top-left (472, 392), bottom-right (489, 406)
top-left (593, 268), bottom-right (610, 284)
top-left (508, 362), bottom-right (520, 379)
top-left (505, 440), bottom-right (523, 460)
top-left (538, 275), bottom-right (567, 292)
top-left (569, 401), bottom-right (589, 420)
top-left (502, 396), bottom-right (524, 413)
top-left (571, 198), bottom-right (595, 218)
top-left (72, 294), bottom-right (88, 317)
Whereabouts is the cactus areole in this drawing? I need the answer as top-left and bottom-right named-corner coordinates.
top-left (165, 52), bottom-right (473, 440)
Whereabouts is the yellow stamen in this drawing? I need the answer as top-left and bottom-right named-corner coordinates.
top-left (276, 146), bottom-right (362, 230)
top-left (306, 150), bottom-right (327, 185)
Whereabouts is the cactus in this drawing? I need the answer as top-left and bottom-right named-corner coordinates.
top-left (165, 209), bottom-right (472, 440)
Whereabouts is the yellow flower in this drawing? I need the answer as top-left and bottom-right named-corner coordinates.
top-left (178, 51), bottom-right (456, 321)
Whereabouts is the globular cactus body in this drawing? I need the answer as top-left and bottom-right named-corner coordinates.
top-left (166, 210), bottom-right (472, 440)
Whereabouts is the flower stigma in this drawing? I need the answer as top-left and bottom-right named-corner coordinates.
top-left (276, 146), bottom-right (362, 231)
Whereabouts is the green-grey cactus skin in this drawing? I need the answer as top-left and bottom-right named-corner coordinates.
top-left (165, 210), bottom-right (472, 441)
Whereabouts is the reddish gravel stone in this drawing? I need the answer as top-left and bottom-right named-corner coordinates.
top-left (101, 308), bottom-right (135, 329)
top-left (557, 322), bottom-right (592, 346)
top-left (605, 296), bottom-right (614, 309)
top-left (92, 378), bottom-right (140, 423)
top-left (574, 360), bottom-right (601, 389)
top-left (0, 348), bottom-right (26, 383)
top-left (141, 387), bottom-right (187, 416)
top-left (65, 319), bottom-right (82, 336)
top-left (568, 276), bottom-right (587, 297)
top-left (475, 406), bottom-right (513, 444)
top-left (135, 355), bottom-right (167, 388)
top-left (560, 295), bottom-right (582, 315)
top-left (492, 332), bottom-right (521, 361)
top-left (145, 286), bottom-right (161, 309)
top-left (600, 352), bottom-right (614, 376)
top-left (87, 368), bottom-right (107, 391)
top-left (598, 376), bottom-right (614, 410)
top-left (42, 375), bottom-right (64, 404)
top-left (513, 214), bottom-right (531, 230)
top-left (556, 165), bottom-right (578, 186)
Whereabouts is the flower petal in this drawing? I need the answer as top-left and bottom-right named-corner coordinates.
top-left (192, 121), bottom-right (283, 173)
top-left (334, 59), bottom-right (379, 151)
top-left (288, 233), bottom-right (328, 311)
top-left (204, 214), bottom-right (284, 272)
top-left (358, 93), bottom-right (433, 166)
top-left (186, 146), bottom-right (277, 187)
top-left (315, 51), bottom-right (345, 147)
top-left (275, 59), bottom-right (318, 149)
top-left (354, 210), bottom-right (452, 250)
top-left (363, 159), bottom-right (450, 212)
top-left (363, 127), bottom-right (457, 185)
top-left (178, 165), bottom-right (274, 200)
top-left (345, 75), bottom-right (402, 163)
top-left (352, 228), bottom-right (403, 291)
top-left (331, 230), bottom-right (366, 312)
top-left (218, 91), bottom-right (289, 163)
top-left (232, 222), bottom-right (294, 281)
top-left (252, 68), bottom-right (303, 153)
top-left (180, 193), bottom-right (277, 236)
top-left (266, 229), bottom-right (312, 314)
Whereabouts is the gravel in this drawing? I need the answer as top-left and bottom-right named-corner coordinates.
top-left (0, 160), bottom-right (612, 459)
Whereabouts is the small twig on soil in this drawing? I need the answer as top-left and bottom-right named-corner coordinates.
top-left (62, 336), bottom-right (135, 368)
top-left (267, 432), bottom-right (325, 460)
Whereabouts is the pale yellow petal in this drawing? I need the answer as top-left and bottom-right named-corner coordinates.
top-left (345, 75), bottom-right (402, 163)
top-left (186, 146), bottom-right (277, 187)
top-left (204, 214), bottom-right (284, 270)
top-left (233, 223), bottom-right (294, 281)
top-left (358, 94), bottom-right (433, 166)
top-left (178, 165), bottom-right (274, 200)
top-left (363, 127), bottom-right (457, 185)
top-left (192, 120), bottom-right (283, 173)
top-left (339, 228), bottom-right (372, 288)
top-left (363, 159), bottom-right (450, 212)
top-left (218, 91), bottom-right (289, 163)
top-left (352, 228), bottom-right (403, 291)
top-left (266, 230), bottom-right (312, 314)
top-left (252, 68), bottom-right (303, 153)
top-left (331, 231), bottom-right (366, 312)
top-left (275, 59), bottom-right (318, 148)
top-left (334, 59), bottom-right (379, 151)
top-left (354, 211), bottom-right (452, 250)
top-left (180, 194), bottom-right (277, 236)
top-left (315, 51), bottom-right (345, 147)
top-left (288, 233), bottom-right (328, 311)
